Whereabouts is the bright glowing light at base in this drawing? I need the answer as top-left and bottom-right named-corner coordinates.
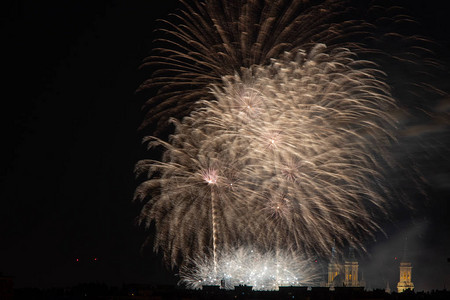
top-left (179, 248), bottom-right (320, 290)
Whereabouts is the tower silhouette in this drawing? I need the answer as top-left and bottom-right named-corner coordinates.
top-left (344, 247), bottom-right (360, 287)
top-left (327, 245), bottom-right (340, 289)
top-left (326, 245), bottom-right (362, 288)
top-left (397, 237), bottom-right (414, 292)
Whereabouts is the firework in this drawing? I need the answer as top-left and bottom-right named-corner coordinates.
top-left (135, 118), bottom-right (251, 267)
top-left (135, 0), bottom-right (441, 290)
top-left (138, 0), bottom-right (412, 134)
top-left (136, 44), bottom-right (397, 267)
top-left (179, 247), bottom-right (320, 290)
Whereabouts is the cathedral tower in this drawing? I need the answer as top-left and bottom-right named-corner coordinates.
top-left (326, 246), bottom-right (363, 288)
top-left (397, 238), bottom-right (414, 292)
top-left (327, 246), bottom-right (340, 288)
top-left (343, 247), bottom-right (359, 287)
top-left (385, 281), bottom-right (391, 294)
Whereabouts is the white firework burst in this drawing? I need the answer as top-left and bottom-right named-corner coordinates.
top-left (179, 247), bottom-right (320, 290)
top-left (136, 45), bottom-right (397, 267)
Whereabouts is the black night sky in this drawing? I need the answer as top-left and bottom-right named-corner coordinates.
top-left (1, 0), bottom-right (449, 292)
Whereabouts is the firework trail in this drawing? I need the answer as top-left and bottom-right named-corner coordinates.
top-left (135, 0), bottom-right (446, 289)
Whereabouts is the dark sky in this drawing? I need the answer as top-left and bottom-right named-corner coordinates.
top-left (1, 0), bottom-right (449, 291)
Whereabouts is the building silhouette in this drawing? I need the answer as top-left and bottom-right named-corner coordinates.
top-left (343, 247), bottom-right (360, 287)
top-left (385, 281), bottom-right (391, 294)
top-left (397, 237), bottom-right (414, 292)
top-left (325, 246), bottom-right (364, 289)
top-left (326, 245), bottom-right (340, 288)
